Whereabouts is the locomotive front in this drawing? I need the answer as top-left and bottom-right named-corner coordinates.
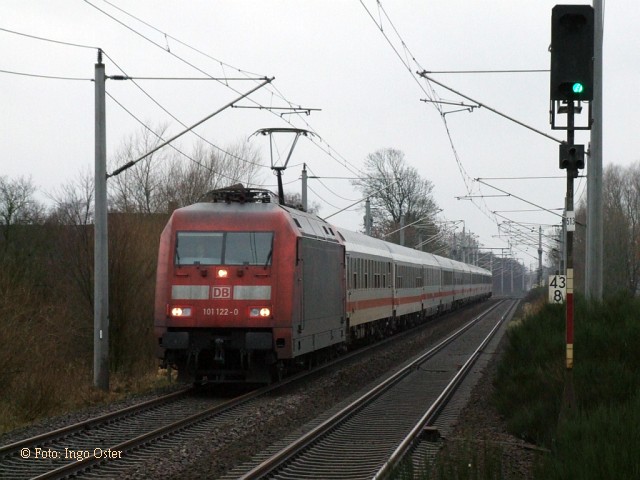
top-left (154, 193), bottom-right (297, 383)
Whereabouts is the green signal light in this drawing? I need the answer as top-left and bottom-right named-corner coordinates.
top-left (572, 82), bottom-right (585, 94)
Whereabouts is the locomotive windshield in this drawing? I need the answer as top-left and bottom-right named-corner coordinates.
top-left (175, 231), bottom-right (273, 266)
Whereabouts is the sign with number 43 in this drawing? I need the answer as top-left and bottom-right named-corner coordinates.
top-left (548, 275), bottom-right (566, 304)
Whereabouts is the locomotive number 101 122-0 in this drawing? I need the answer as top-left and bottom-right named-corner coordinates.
top-left (203, 308), bottom-right (239, 316)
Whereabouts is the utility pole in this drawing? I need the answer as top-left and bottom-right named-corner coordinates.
top-left (364, 198), bottom-right (372, 236)
top-left (501, 249), bottom-right (504, 295)
top-left (586, 0), bottom-right (603, 300)
top-left (538, 226), bottom-right (543, 287)
top-left (510, 252), bottom-right (514, 294)
top-left (94, 50), bottom-right (109, 391)
top-left (301, 163), bottom-right (308, 211)
top-left (461, 225), bottom-right (466, 263)
top-left (399, 214), bottom-right (405, 246)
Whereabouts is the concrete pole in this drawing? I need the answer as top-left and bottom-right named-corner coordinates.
top-left (538, 226), bottom-right (543, 287)
top-left (586, 0), bottom-right (603, 300)
top-left (462, 226), bottom-right (466, 263)
top-left (510, 256), bottom-right (514, 294)
top-left (501, 250), bottom-right (504, 295)
top-left (94, 51), bottom-right (109, 391)
top-left (365, 198), bottom-right (372, 236)
top-left (301, 163), bottom-right (308, 211)
top-left (452, 232), bottom-right (456, 260)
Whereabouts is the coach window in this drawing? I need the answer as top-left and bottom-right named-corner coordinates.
top-left (347, 258), bottom-right (355, 290)
top-left (352, 260), bottom-right (357, 289)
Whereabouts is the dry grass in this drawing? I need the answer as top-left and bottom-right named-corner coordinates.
top-left (1, 362), bottom-right (172, 434)
top-left (0, 216), bottom-right (168, 434)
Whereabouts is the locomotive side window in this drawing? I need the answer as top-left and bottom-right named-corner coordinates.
top-left (175, 231), bottom-right (273, 266)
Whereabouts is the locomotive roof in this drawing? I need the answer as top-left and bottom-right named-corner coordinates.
top-left (173, 198), bottom-right (489, 276)
top-left (173, 201), bottom-right (341, 244)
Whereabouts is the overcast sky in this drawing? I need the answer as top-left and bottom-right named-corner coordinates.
top-left (2, 0), bottom-right (638, 268)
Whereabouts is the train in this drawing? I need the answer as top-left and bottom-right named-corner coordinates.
top-left (154, 186), bottom-right (492, 383)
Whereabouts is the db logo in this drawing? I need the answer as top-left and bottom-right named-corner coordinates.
top-left (212, 286), bottom-right (232, 299)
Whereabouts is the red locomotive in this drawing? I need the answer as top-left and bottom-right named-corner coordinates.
top-left (154, 186), bottom-right (491, 383)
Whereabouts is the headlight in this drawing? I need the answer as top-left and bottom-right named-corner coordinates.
top-left (249, 307), bottom-right (271, 318)
top-left (170, 306), bottom-right (192, 317)
top-left (217, 268), bottom-right (229, 278)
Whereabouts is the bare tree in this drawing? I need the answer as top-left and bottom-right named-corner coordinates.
top-left (160, 139), bottom-right (265, 210)
top-left (283, 191), bottom-right (321, 214)
top-left (109, 124), bottom-right (170, 214)
top-left (108, 124), bottom-right (266, 214)
top-left (48, 168), bottom-right (95, 226)
top-left (46, 170), bottom-right (96, 309)
top-left (623, 163), bottom-right (640, 293)
top-left (0, 175), bottom-right (44, 245)
top-left (352, 148), bottom-right (440, 249)
top-left (591, 163), bottom-right (640, 294)
top-left (0, 175), bottom-right (43, 225)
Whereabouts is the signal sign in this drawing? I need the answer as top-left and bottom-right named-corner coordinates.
top-left (549, 275), bottom-right (567, 304)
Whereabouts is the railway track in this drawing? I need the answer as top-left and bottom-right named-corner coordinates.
top-left (0, 300), bottom-right (501, 479)
top-left (223, 299), bottom-right (518, 479)
top-left (0, 387), bottom-right (228, 479)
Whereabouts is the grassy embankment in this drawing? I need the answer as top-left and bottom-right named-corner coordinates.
top-left (494, 290), bottom-right (640, 478)
top-left (393, 290), bottom-right (640, 479)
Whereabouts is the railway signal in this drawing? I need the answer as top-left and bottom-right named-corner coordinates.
top-left (550, 4), bottom-right (595, 101)
top-left (559, 143), bottom-right (585, 175)
top-left (548, 5), bottom-right (595, 386)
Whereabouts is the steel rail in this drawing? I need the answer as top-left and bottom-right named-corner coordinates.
top-left (237, 300), bottom-right (506, 480)
top-left (30, 385), bottom-right (273, 480)
top-left (0, 388), bottom-right (190, 456)
top-left (374, 299), bottom-right (519, 479)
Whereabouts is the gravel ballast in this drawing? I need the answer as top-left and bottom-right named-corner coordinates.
top-left (2, 300), bottom-right (538, 479)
